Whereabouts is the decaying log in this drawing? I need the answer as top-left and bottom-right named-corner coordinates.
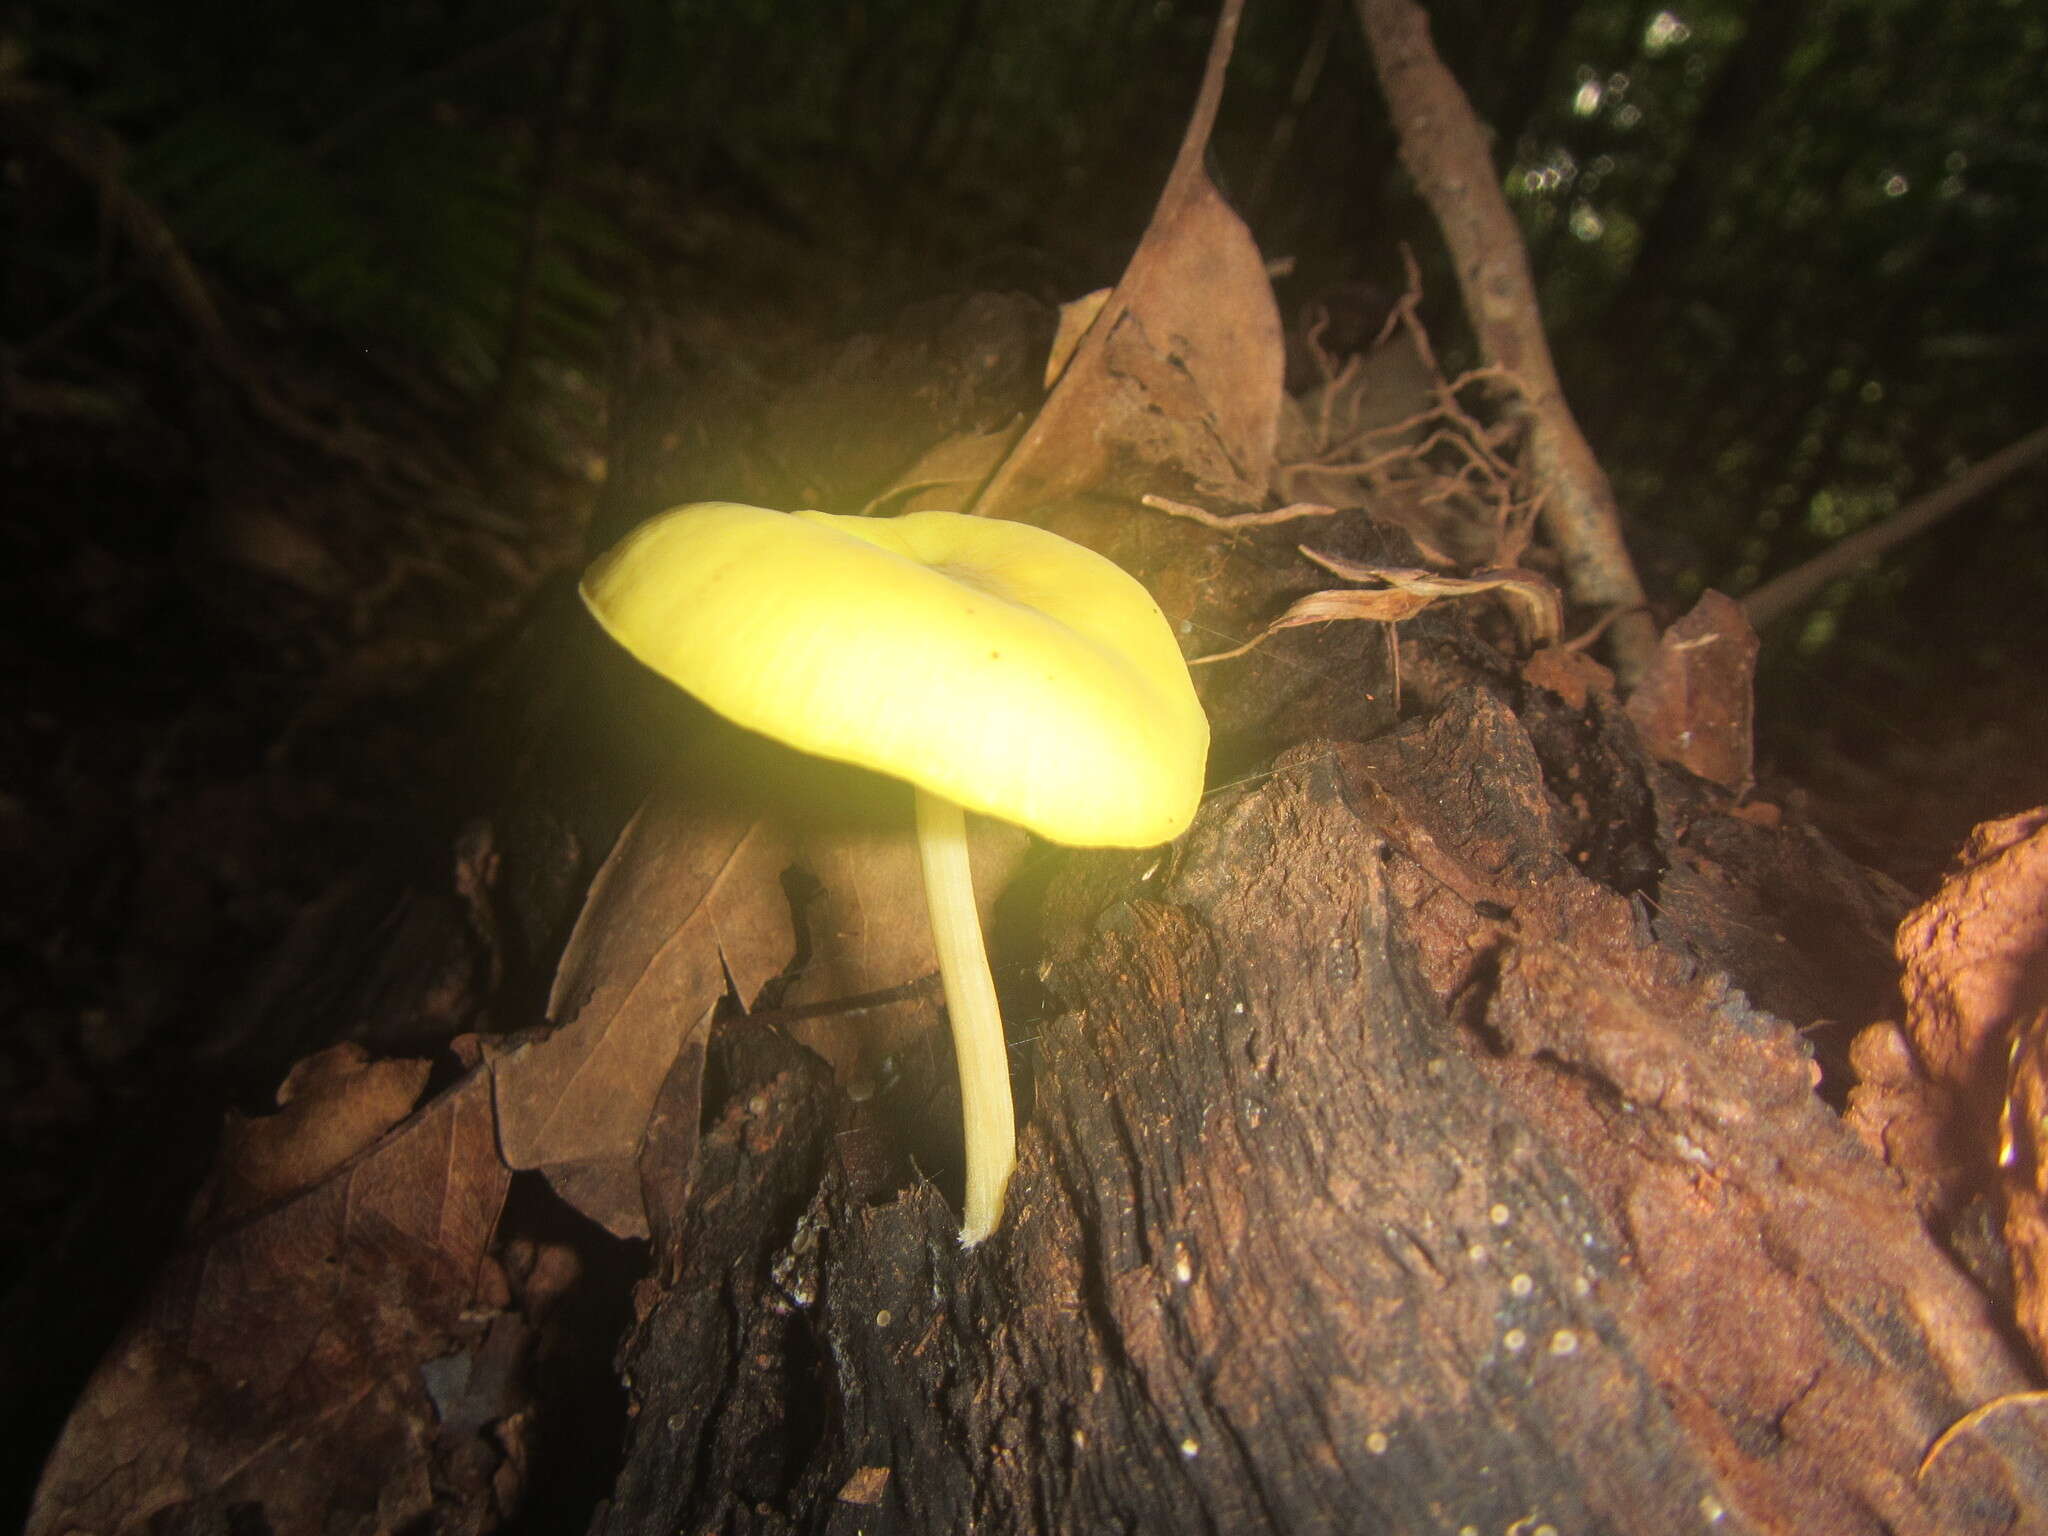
top-left (594, 682), bottom-right (2048, 1534)
top-left (556, 290), bottom-right (2048, 1534)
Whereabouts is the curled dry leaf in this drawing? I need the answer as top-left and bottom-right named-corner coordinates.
top-left (489, 789), bottom-right (795, 1237)
top-left (27, 1067), bottom-right (511, 1536)
top-left (1194, 585), bottom-right (1433, 665)
top-left (1195, 555), bottom-right (1560, 664)
top-left (1299, 549), bottom-right (1562, 643)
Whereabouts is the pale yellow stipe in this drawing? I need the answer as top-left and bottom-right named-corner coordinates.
top-left (581, 502), bottom-right (1211, 1246)
top-left (915, 787), bottom-right (1015, 1244)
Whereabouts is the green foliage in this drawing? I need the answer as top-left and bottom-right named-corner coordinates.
top-left (1504, 0), bottom-right (2048, 643)
top-left (131, 107), bottom-right (621, 388)
top-left (11, 0), bottom-right (619, 392)
top-left (1460, 0), bottom-right (2048, 830)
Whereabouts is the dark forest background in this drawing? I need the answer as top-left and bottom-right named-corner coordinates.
top-left (4, 0), bottom-right (2046, 1518)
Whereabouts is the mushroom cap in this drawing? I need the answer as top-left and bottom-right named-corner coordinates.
top-left (582, 502), bottom-right (1209, 847)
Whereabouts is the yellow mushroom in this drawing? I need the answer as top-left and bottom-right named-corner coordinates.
top-left (582, 502), bottom-right (1208, 1243)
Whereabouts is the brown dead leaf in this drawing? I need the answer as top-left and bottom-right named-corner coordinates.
top-left (1045, 289), bottom-right (1111, 389)
top-left (858, 419), bottom-right (1023, 518)
top-left (983, 177), bottom-right (1281, 513)
top-left (1623, 590), bottom-right (1759, 795)
top-left (27, 1066), bottom-right (511, 1536)
top-left (974, 5), bottom-right (1281, 516)
top-left (490, 788), bottom-right (794, 1236)
top-left (542, 1153), bottom-right (662, 1239)
top-left (204, 1043), bottom-right (433, 1222)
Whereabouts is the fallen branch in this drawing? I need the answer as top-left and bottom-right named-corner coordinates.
top-left (1351, 0), bottom-right (1657, 686)
top-left (1742, 422), bottom-right (2048, 629)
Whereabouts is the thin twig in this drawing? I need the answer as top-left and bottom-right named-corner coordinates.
top-left (1142, 494), bottom-right (1341, 530)
top-left (1742, 422), bottom-right (2048, 628)
top-left (1918, 1391), bottom-right (2048, 1482)
top-left (743, 975), bottom-right (942, 1030)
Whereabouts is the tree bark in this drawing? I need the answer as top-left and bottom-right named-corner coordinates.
top-left (598, 672), bottom-right (2048, 1534)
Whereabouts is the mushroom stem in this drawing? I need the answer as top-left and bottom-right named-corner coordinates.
top-left (914, 785), bottom-right (1016, 1245)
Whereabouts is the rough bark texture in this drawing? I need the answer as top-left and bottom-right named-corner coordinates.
top-left (588, 678), bottom-right (2047, 1534)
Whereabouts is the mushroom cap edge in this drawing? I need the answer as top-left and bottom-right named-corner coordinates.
top-left (580, 501), bottom-right (1210, 848)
